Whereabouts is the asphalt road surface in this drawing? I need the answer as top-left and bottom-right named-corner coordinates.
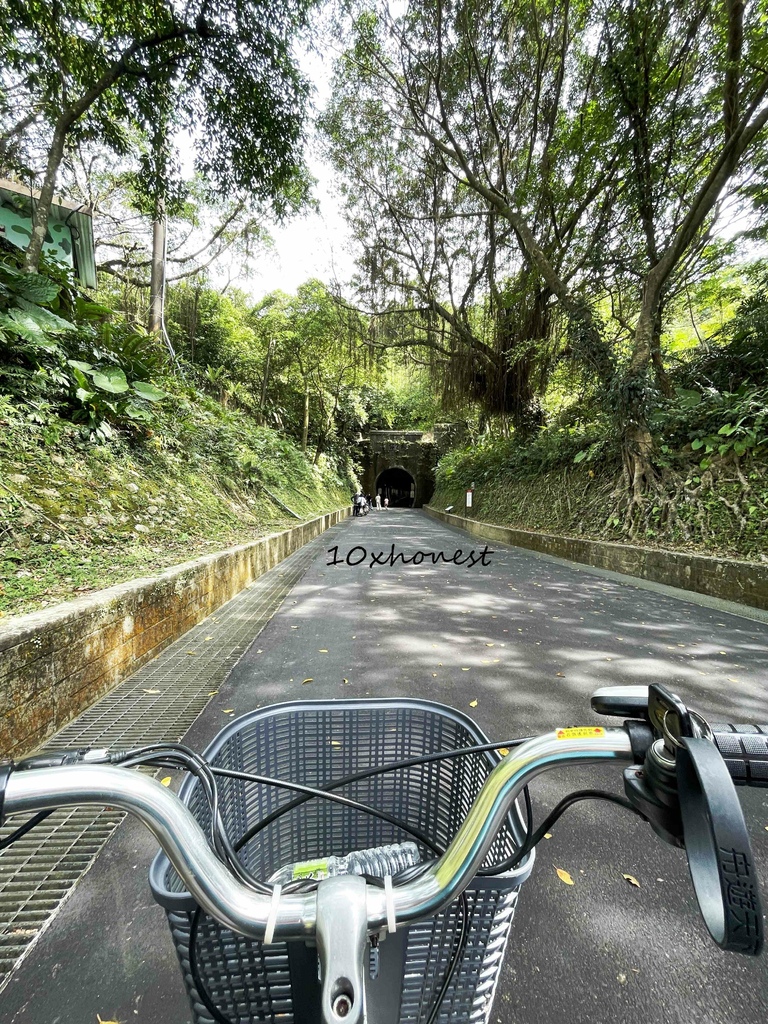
top-left (1, 510), bottom-right (767, 1024)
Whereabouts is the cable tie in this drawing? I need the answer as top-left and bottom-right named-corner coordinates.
top-left (264, 883), bottom-right (282, 945)
top-left (384, 875), bottom-right (396, 934)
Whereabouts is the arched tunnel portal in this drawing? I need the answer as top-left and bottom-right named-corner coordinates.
top-left (359, 431), bottom-right (437, 508)
top-left (375, 466), bottom-right (415, 508)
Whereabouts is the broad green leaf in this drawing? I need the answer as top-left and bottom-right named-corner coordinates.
top-left (75, 387), bottom-right (95, 402)
top-left (675, 388), bottom-right (702, 408)
top-left (67, 359), bottom-right (94, 373)
top-left (14, 274), bottom-right (59, 305)
top-left (124, 401), bottom-right (152, 421)
top-left (16, 297), bottom-right (73, 333)
top-left (691, 438), bottom-right (704, 450)
top-left (90, 367), bottom-right (129, 394)
top-left (131, 380), bottom-right (167, 402)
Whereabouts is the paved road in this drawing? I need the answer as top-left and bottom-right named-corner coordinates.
top-left (2, 510), bottom-right (767, 1024)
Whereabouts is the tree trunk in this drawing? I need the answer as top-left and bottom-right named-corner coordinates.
top-left (259, 338), bottom-right (275, 426)
top-left (301, 385), bottom-right (310, 452)
top-left (24, 120), bottom-right (68, 272)
top-left (148, 201), bottom-right (166, 334)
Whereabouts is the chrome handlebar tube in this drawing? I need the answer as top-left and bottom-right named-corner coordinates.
top-left (2, 728), bottom-right (634, 939)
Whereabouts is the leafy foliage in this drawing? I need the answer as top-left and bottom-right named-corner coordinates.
top-left (0, 241), bottom-right (168, 437)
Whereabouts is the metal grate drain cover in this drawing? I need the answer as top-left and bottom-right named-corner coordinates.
top-left (0, 533), bottom-right (328, 991)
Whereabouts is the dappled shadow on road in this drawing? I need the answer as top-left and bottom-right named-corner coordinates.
top-left (223, 510), bottom-right (768, 1024)
top-left (247, 509), bottom-right (768, 734)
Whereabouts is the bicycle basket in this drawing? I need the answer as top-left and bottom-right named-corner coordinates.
top-left (150, 698), bottom-right (533, 1024)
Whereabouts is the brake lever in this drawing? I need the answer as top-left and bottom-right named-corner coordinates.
top-left (677, 736), bottom-right (764, 955)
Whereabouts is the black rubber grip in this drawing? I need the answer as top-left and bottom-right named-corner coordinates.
top-left (710, 724), bottom-right (768, 788)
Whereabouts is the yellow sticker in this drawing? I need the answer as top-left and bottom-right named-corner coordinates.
top-left (556, 727), bottom-right (606, 740)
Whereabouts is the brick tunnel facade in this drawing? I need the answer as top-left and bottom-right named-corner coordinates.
top-left (358, 431), bottom-right (437, 508)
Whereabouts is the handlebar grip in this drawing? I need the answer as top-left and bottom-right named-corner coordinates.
top-left (710, 725), bottom-right (768, 788)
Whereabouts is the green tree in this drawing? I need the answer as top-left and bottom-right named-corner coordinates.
top-left (0, 0), bottom-right (314, 272)
top-left (325, 0), bottom-right (768, 498)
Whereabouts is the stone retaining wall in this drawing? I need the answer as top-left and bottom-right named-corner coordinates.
top-left (0, 507), bottom-right (349, 757)
top-left (424, 506), bottom-right (768, 611)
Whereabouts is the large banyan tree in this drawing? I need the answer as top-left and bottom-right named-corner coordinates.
top-left (322, 0), bottom-right (768, 497)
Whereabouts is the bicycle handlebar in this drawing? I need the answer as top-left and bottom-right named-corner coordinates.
top-left (1, 728), bottom-right (634, 939)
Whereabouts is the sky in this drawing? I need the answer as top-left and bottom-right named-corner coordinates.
top-left (240, 40), bottom-right (358, 301)
top-left (246, 149), bottom-right (357, 300)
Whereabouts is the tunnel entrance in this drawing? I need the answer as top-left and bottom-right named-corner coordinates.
top-left (376, 467), bottom-right (416, 508)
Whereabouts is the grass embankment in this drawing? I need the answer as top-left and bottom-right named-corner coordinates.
top-left (432, 444), bottom-right (768, 562)
top-left (0, 382), bottom-right (351, 617)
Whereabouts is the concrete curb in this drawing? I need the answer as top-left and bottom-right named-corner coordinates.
top-left (423, 505), bottom-right (768, 613)
top-left (0, 507), bottom-right (350, 757)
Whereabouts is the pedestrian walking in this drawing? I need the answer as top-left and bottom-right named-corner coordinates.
top-left (383, 497), bottom-right (389, 509)
top-left (375, 493), bottom-right (382, 509)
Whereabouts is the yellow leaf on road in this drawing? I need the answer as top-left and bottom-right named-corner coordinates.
top-left (469, 699), bottom-right (478, 708)
top-left (186, 650), bottom-right (197, 656)
top-left (208, 690), bottom-right (218, 696)
top-left (623, 874), bottom-right (641, 887)
top-left (97, 1015), bottom-right (122, 1024)
top-left (485, 643), bottom-right (495, 647)
top-left (302, 678), bottom-right (313, 685)
top-left (160, 777), bottom-right (172, 787)
top-left (205, 636), bottom-right (213, 641)
top-left (498, 747), bottom-right (509, 756)
top-left (544, 833), bottom-right (553, 839)
top-left (342, 678), bottom-right (349, 684)
top-left (222, 709), bottom-right (234, 714)
top-left (556, 867), bottom-right (574, 885)
top-left (461, 667), bottom-right (470, 671)
top-left (318, 649), bottom-right (328, 653)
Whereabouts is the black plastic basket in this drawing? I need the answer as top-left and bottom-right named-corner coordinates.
top-left (150, 698), bottom-right (533, 1024)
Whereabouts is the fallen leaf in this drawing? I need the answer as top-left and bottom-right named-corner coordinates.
top-left (97, 1016), bottom-right (122, 1024)
top-left (623, 873), bottom-right (641, 888)
top-left (318, 649), bottom-right (328, 653)
top-left (544, 832), bottom-right (553, 840)
top-left (342, 678), bottom-right (349, 684)
top-left (461, 667), bottom-right (470, 672)
top-left (208, 690), bottom-right (218, 696)
top-left (205, 636), bottom-right (213, 641)
top-left (498, 747), bottom-right (509, 756)
top-left (556, 672), bottom-right (564, 677)
top-left (432, 673), bottom-right (437, 677)
top-left (469, 699), bottom-right (478, 707)
top-left (302, 678), bottom-right (313, 685)
top-left (291, 625), bottom-right (299, 629)
top-left (617, 973), bottom-right (627, 985)
top-left (143, 689), bottom-right (160, 695)
top-left (555, 867), bottom-right (574, 885)
top-left (186, 650), bottom-right (197, 656)
top-left (485, 643), bottom-right (495, 647)
top-left (222, 709), bottom-right (234, 714)
top-left (160, 777), bottom-right (172, 787)
top-left (330, 741), bottom-right (342, 747)
top-left (719, 651), bottom-right (727, 655)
